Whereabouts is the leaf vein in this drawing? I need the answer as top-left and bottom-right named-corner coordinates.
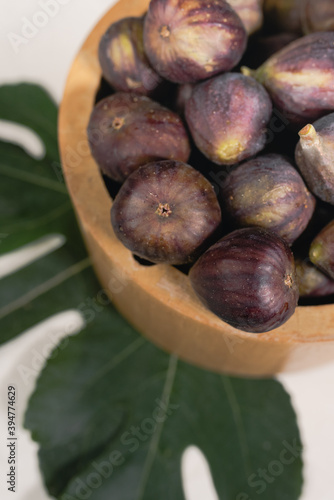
top-left (137, 354), bottom-right (178, 500)
top-left (221, 376), bottom-right (252, 478)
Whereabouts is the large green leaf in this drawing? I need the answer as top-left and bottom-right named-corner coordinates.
top-left (25, 306), bottom-right (303, 500)
top-left (0, 83), bottom-right (303, 500)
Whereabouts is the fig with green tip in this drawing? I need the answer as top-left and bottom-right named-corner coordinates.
top-left (242, 32), bottom-right (334, 125)
top-left (295, 113), bottom-right (334, 205)
top-left (143, 0), bottom-right (247, 84)
top-left (301, 0), bottom-right (334, 34)
top-left (111, 160), bottom-right (222, 265)
top-left (185, 73), bottom-right (272, 165)
top-left (309, 219), bottom-right (334, 280)
top-left (189, 227), bottom-right (299, 333)
top-left (99, 17), bottom-right (163, 96)
top-left (295, 258), bottom-right (334, 297)
top-left (220, 154), bottom-right (316, 244)
top-left (87, 92), bottom-right (190, 183)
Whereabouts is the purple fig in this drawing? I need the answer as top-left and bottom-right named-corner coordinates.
top-left (242, 32), bottom-right (334, 125)
top-left (143, 0), bottom-right (247, 84)
top-left (185, 73), bottom-right (272, 165)
top-left (87, 92), bottom-right (190, 183)
top-left (220, 154), bottom-right (316, 244)
top-left (295, 258), bottom-right (334, 297)
top-left (227, 0), bottom-right (263, 34)
top-left (189, 227), bottom-right (299, 333)
top-left (301, 0), bottom-right (334, 34)
top-left (263, 0), bottom-right (303, 34)
top-left (295, 113), bottom-right (334, 204)
top-left (309, 219), bottom-right (334, 279)
top-left (98, 17), bottom-right (163, 96)
top-left (110, 160), bottom-right (222, 264)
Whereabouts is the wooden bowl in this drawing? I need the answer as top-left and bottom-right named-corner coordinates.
top-left (58, 0), bottom-right (334, 377)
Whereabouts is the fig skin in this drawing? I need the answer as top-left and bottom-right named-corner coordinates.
top-left (295, 258), bottom-right (334, 297)
top-left (143, 0), bottom-right (247, 84)
top-left (220, 154), bottom-right (316, 245)
top-left (185, 73), bottom-right (272, 165)
top-left (295, 113), bottom-right (334, 205)
top-left (227, 0), bottom-right (263, 34)
top-left (242, 32), bottom-right (334, 125)
top-left (110, 160), bottom-right (222, 265)
top-left (87, 93), bottom-right (190, 183)
top-left (98, 17), bottom-right (163, 96)
top-left (309, 219), bottom-right (334, 280)
top-left (301, 0), bottom-right (334, 35)
top-left (189, 227), bottom-right (299, 333)
top-left (263, 0), bottom-right (303, 34)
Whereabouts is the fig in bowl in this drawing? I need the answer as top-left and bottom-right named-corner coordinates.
top-left (98, 16), bottom-right (163, 96)
top-left (143, 0), bottom-right (247, 83)
top-left (87, 92), bottom-right (190, 182)
top-left (110, 160), bottom-right (222, 265)
top-left (185, 73), bottom-right (272, 165)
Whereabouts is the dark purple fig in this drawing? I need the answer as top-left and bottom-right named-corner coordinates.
top-left (185, 73), bottom-right (272, 165)
top-left (227, 0), bottom-right (263, 34)
top-left (110, 160), bottom-right (222, 264)
top-left (98, 17), bottom-right (163, 96)
top-left (189, 227), bottom-right (299, 333)
top-left (87, 92), bottom-right (190, 183)
top-left (263, 0), bottom-right (303, 34)
top-left (295, 113), bottom-right (334, 204)
top-left (242, 32), bottom-right (334, 125)
top-left (221, 154), bottom-right (315, 244)
top-left (309, 219), bottom-right (334, 279)
top-left (301, 0), bottom-right (334, 34)
top-left (143, 0), bottom-right (247, 84)
top-left (295, 258), bottom-right (334, 297)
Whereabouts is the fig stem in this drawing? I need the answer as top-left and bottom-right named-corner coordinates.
top-left (298, 123), bottom-right (324, 155)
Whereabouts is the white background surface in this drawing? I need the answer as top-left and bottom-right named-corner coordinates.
top-left (1, 1), bottom-right (334, 499)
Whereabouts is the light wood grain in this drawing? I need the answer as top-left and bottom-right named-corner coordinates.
top-left (58, 0), bottom-right (334, 376)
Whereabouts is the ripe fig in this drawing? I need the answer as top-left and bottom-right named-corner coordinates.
top-left (309, 219), bottom-right (334, 280)
top-left (227, 0), bottom-right (263, 34)
top-left (295, 258), bottom-right (334, 297)
top-left (98, 17), bottom-right (163, 96)
top-left (295, 112), bottom-right (334, 204)
top-left (110, 160), bottom-right (222, 264)
top-left (220, 154), bottom-right (315, 244)
top-left (143, 0), bottom-right (247, 84)
top-left (301, 0), bottom-right (334, 34)
top-left (87, 92), bottom-right (190, 183)
top-left (263, 0), bottom-right (303, 34)
top-left (189, 227), bottom-right (299, 333)
top-left (242, 32), bottom-right (334, 125)
top-left (185, 73), bottom-right (272, 165)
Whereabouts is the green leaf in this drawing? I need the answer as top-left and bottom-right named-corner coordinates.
top-left (0, 82), bottom-right (303, 500)
top-left (0, 82), bottom-right (59, 160)
top-left (25, 306), bottom-right (303, 500)
top-left (0, 83), bottom-right (90, 345)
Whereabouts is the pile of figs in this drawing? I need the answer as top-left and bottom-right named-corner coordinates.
top-left (87, 0), bottom-right (334, 334)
